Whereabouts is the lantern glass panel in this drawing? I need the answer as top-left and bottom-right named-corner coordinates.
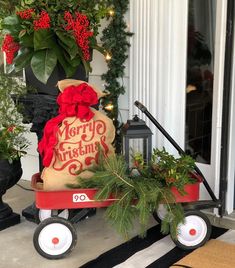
top-left (122, 115), bottom-right (153, 168)
top-left (127, 138), bottom-right (148, 167)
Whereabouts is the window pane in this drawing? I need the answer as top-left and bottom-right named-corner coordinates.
top-left (185, 0), bottom-right (216, 164)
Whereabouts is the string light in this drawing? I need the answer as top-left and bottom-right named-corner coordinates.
top-left (105, 53), bottom-right (112, 61)
top-left (102, 0), bottom-right (132, 153)
top-left (104, 103), bottom-right (114, 111)
top-left (108, 9), bottom-right (115, 16)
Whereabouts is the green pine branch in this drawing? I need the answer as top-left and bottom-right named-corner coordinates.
top-left (74, 154), bottom-right (186, 240)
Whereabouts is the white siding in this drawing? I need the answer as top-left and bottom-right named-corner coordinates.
top-left (129, 0), bottom-right (188, 154)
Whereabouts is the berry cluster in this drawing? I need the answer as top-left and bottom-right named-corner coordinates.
top-left (1, 34), bottom-right (20, 64)
top-left (16, 8), bottom-right (34, 19)
top-left (33, 10), bottom-right (50, 31)
top-left (64, 11), bottom-right (93, 61)
top-left (7, 126), bottom-right (16, 133)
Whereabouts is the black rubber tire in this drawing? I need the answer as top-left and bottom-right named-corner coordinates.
top-left (33, 217), bottom-right (77, 259)
top-left (152, 211), bottom-right (162, 223)
top-left (152, 204), bottom-right (168, 223)
top-left (171, 210), bottom-right (212, 250)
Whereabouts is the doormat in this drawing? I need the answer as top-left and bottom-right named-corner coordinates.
top-left (171, 239), bottom-right (235, 268)
top-left (80, 225), bottom-right (227, 268)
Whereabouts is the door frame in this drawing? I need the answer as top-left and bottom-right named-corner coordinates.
top-left (195, 0), bottom-right (227, 205)
top-left (222, 0), bottom-right (235, 215)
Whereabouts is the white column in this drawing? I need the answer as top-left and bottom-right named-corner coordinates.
top-left (129, 0), bottom-right (188, 154)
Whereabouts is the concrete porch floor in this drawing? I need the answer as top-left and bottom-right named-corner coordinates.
top-left (1, 179), bottom-right (235, 268)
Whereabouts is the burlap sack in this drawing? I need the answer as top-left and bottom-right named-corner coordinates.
top-left (39, 80), bottom-right (115, 190)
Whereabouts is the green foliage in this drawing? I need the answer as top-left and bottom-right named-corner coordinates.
top-left (74, 151), bottom-right (191, 240)
top-left (101, 0), bottom-right (133, 153)
top-left (0, 72), bottom-right (29, 163)
top-left (133, 148), bottom-right (196, 194)
top-left (0, 1), bottom-right (19, 28)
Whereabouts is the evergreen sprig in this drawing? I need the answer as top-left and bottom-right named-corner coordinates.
top-left (76, 154), bottom-right (185, 240)
top-left (0, 72), bottom-right (29, 162)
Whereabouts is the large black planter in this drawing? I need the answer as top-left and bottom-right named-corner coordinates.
top-left (25, 64), bottom-right (87, 96)
top-left (0, 159), bottom-right (22, 230)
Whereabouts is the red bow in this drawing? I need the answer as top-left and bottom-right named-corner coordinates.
top-left (38, 83), bottom-right (98, 167)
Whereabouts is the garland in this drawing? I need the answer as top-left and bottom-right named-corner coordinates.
top-left (101, 0), bottom-right (133, 153)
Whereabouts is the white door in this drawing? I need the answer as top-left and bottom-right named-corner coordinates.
top-left (185, 0), bottom-right (227, 204)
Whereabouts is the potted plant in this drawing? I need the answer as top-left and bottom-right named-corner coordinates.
top-left (1, 0), bottom-right (108, 94)
top-left (72, 148), bottom-right (198, 239)
top-left (0, 70), bottom-right (29, 230)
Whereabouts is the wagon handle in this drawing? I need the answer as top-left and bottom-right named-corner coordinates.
top-left (134, 101), bottom-right (185, 155)
top-left (134, 100), bottom-right (219, 203)
top-left (134, 100), bottom-right (147, 112)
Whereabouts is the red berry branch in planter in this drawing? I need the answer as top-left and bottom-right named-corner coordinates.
top-left (63, 11), bottom-right (93, 61)
top-left (33, 11), bottom-right (50, 30)
top-left (1, 34), bottom-right (20, 64)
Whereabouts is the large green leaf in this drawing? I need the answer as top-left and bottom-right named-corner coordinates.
top-left (2, 15), bottom-right (21, 38)
top-left (14, 47), bottom-right (34, 72)
top-left (81, 57), bottom-right (92, 76)
top-left (63, 52), bottom-right (81, 67)
top-left (55, 30), bottom-right (78, 59)
top-left (19, 32), bottom-right (34, 48)
top-left (92, 44), bottom-right (106, 55)
top-left (61, 57), bottom-right (79, 77)
top-left (34, 30), bottom-right (55, 50)
top-left (49, 41), bottom-right (78, 77)
top-left (31, 49), bottom-right (57, 84)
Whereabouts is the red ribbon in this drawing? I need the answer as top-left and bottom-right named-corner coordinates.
top-left (38, 83), bottom-right (98, 167)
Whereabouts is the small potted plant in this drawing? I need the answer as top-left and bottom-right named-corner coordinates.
top-left (0, 71), bottom-right (29, 230)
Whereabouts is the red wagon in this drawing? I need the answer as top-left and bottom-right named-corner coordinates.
top-left (32, 171), bottom-right (208, 259)
top-left (32, 101), bottom-right (219, 259)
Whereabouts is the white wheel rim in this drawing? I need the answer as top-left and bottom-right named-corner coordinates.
top-left (157, 204), bottom-right (168, 220)
top-left (38, 223), bottom-right (73, 256)
top-left (177, 215), bottom-right (208, 247)
top-left (39, 209), bottom-right (69, 222)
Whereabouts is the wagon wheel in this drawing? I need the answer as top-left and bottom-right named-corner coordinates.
top-left (171, 210), bottom-right (212, 250)
top-left (35, 209), bottom-right (72, 223)
top-left (33, 217), bottom-right (77, 259)
top-left (152, 204), bottom-right (168, 223)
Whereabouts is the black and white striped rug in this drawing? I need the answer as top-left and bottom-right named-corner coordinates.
top-left (80, 225), bottom-right (228, 268)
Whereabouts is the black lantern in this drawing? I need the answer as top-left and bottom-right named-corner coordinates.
top-left (122, 115), bottom-right (152, 167)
